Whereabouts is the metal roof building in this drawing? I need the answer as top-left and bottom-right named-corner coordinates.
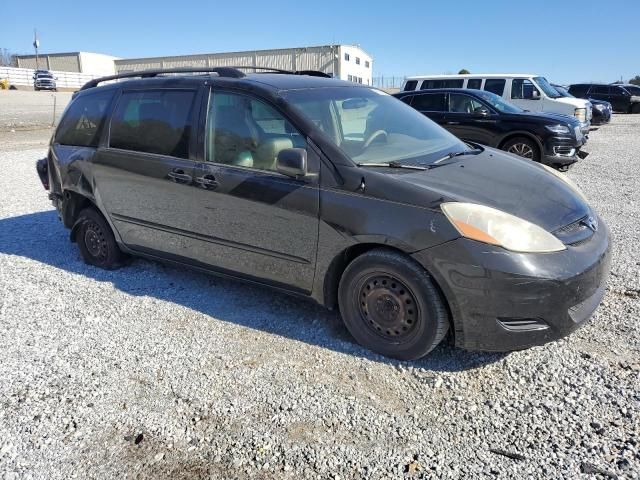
top-left (114, 44), bottom-right (373, 85)
top-left (14, 52), bottom-right (119, 76)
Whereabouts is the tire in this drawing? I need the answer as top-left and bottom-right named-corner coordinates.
top-left (632, 103), bottom-right (640, 114)
top-left (502, 137), bottom-right (541, 162)
top-left (338, 248), bottom-right (449, 360)
top-left (75, 207), bottom-right (125, 269)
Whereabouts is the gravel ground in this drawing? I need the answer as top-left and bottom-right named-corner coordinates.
top-left (0, 115), bottom-right (638, 479)
top-left (0, 91), bottom-right (72, 130)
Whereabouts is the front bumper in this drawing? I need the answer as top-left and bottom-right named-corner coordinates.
top-left (34, 82), bottom-right (56, 90)
top-left (541, 134), bottom-right (587, 167)
top-left (591, 107), bottom-right (612, 125)
top-left (412, 216), bottom-right (611, 351)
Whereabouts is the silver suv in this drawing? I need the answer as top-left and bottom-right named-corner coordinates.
top-left (33, 70), bottom-right (57, 91)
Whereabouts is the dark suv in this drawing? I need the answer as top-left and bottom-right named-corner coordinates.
top-left (394, 88), bottom-right (587, 170)
top-left (568, 83), bottom-right (640, 113)
top-left (36, 67), bottom-right (610, 360)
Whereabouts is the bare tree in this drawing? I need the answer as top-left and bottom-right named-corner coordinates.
top-left (0, 48), bottom-right (13, 66)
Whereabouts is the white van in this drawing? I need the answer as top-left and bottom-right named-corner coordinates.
top-left (402, 74), bottom-right (592, 131)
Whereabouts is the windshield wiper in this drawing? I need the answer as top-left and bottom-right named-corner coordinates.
top-left (356, 160), bottom-right (427, 171)
top-left (433, 148), bottom-right (483, 164)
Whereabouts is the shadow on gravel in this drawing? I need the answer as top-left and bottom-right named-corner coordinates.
top-left (0, 210), bottom-right (506, 372)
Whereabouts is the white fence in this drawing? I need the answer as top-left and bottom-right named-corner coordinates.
top-left (0, 66), bottom-right (99, 89)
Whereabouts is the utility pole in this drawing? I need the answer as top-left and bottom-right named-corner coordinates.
top-left (33, 29), bottom-right (40, 69)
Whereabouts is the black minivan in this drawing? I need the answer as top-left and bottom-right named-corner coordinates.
top-left (394, 88), bottom-right (586, 169)
top-left (37, 67), bottom-right (611, 360)
top-left (568, 83), bottom-right (640, 113)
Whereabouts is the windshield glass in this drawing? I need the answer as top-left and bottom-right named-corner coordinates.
top-left (281, 87), bottom-right (466, 165)
top-left (474, 90), bottom-right (523, 113)
top-left (625, 85), bottom-right (640, 95)
top-left (534, 77), bottom-right (562, 98)
top-left (552, 85), bottom-right (574, 98)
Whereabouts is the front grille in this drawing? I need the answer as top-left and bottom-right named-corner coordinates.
top-left (553, 215), bottom-right (595, 246)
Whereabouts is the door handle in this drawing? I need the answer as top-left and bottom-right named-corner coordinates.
top-left (195, 174), bottom-right (218, 190)
top-left (168, 169), bottom-right (192, 184)
top-left (446, 121), bottom-right (460, 125)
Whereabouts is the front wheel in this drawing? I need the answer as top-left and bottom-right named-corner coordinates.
top-left (338, 249), bottom-right (450, 360)
top-left (632, 103), bottom-right (640, 114)
top-left (502, 137), bottom-right (541, 162)
top-left (75, 207), bottom-right (125, 269)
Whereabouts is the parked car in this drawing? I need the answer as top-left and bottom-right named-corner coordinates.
top-left (33, 69), bottom-right (57, 91)
top-left (394, 88), bottom-right (587, 169)
top-left (552, 84), bottom-right (611, 125)
top-left (36, 67), bottom-right (610, 360)
top-left (403, 74), bottom-right (592, 133)
top-left (568, 83), bottom-right (640, 113)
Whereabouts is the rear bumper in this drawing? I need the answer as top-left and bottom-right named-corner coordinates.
top-left (412, 216), bottom-right (611, 351)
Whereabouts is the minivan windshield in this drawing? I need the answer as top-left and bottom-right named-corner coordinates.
top-left (624, 85), bottom-right (640, 95)
top-left (282, 87), bottom-right (467, 166)
top-left (474, 90), bottom-right (524, 113)
top-left (534, 77), bottom-right (562, 98)
top-left (552, 85), bottom-right (573, 98)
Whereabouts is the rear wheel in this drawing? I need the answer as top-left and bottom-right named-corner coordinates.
top-left (75, 207), bottom-right (125, 269)
top-left (338, 249), bottom-right (449, 360)
top-left (502, 137), bottom-right (541, 162)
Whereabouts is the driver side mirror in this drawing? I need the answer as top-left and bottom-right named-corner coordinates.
top-left (277, 148), bottom-right (307, 178)
top-left (474, 107), bottom-right (490, 117)
top-left (531, 90), bottom-right (540, 100)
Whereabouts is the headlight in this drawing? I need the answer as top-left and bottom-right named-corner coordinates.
top-left (545, 124), bottom-right (571, 134)
top-left (441, 203), bottom-right (566, 253)
top-left (540, 164), bottom-right (589, 203)
top-left (574, 108), bottom-right (587, 123)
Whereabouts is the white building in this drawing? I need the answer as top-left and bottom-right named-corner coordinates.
top-left (114, 44), bottom-right (373, 85)
top-left (15, 52), bottom-right (119, 76)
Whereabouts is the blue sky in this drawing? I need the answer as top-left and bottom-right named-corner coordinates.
top-left (2, 0), bottom-right (639, 84)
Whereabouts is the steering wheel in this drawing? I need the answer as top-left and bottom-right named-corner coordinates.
top-left (363, 129), bottom-right (388, 149)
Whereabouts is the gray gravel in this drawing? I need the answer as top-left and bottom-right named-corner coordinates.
top-left (0, 115), bottom-right (638, 479)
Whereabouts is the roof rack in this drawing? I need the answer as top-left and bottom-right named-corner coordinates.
top-left (80, 66), bottom-right (332, 90)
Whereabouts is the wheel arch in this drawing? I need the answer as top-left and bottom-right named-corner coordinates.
top-left (497, 131), bottom-right (544, 154)
top-left (321, 243), bottom-right (453, 324)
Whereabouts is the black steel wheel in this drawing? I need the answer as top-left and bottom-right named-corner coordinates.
top-left (338, 249), bottom-right (450, 360)
top-left (502, 137), bottom-right (541, 162)
top-left (75, 207), bottom-right (125, 269)
top-left (357, 273), bottom-right (419, 341)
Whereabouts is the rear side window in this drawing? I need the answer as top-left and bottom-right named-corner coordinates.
top-left (411, 93), bottom-right (447, 111)
top-left (109, 89), bottom-right (196, 159)
top-left (404, 80), bottom-right (418, 91)
top-left (483, 79), bottom-right (506, 96)
top-left (55, 90), bottom-right (114, 147)
top-left (568, 84), bottom-right (589, 97)
top-left (443, 79), bottom-right (464, 88)
top-left (592, 85), bottom-right (609, 94)
top-left (467, 79), bottom-right (482, 89)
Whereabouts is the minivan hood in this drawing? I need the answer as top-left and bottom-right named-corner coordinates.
top-left (399, 149), bottom-right (590, 232)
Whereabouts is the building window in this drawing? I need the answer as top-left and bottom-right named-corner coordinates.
top-left (365, 61), bottom-right (370, 68)
top-left (345, 53), bottom-right (350, 61)
top-left (355, 57), bottom-right (360, 65)
top-left (348, 75), bottom-right (353, 82)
